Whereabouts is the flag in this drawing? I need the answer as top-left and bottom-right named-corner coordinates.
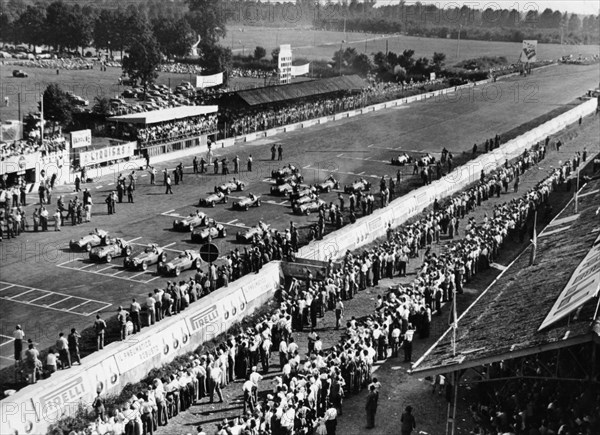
top-left (529, 211), bottom-right (537, 266)
top-left (196, 72), bottom-right (223, 89)
top-left (291, 63), bottom-right (310, 77)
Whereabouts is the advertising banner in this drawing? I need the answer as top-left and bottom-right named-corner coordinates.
top-left (291, 63), bottom-right (310, 77)
top-left (519, 40), bottom-right (538, 63)
top-left (196, 72), bottom-right (224, 89)
top-left (70, 129), bottom-right (92, 149)
top-left (79, 142), bottom-right (135, 167)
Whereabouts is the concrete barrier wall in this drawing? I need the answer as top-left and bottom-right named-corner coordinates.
top-left (297, 98), bottom-right (598, 261)
top-left (0, 262), bottom-right (282, 435)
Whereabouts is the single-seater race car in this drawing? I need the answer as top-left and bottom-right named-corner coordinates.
top-left (313, 176), bottom-right (340, 193)
top-left (233, 193), bottom-right (261, 211)
top-left (70, 229), bottom-right (108, 251)
top-left (271, 164), bottom-right (301, 180)
top-left (158, 250), bottom-right (202, 276)
top-left (214, 179), bottom-right (245, 194)
top-left (344, 178), bottom-right (372, 194)
top-left (173, 211), bottom-right (209, 231)
top-left (391, 153), bottom-right (413, 166)
top-left (270, 181), bottom-right (297, 196)
top-left (199, 191), bottom-right (228, 207)
top-left (123, 244), bottom-right (167, 271)
top-left (89, 238), bottom-right (132, 263)
top-left (418, 153), bottom-right (436, 166)
top-left (191, 223), bottom-right (227, 243)
top-left (289, 184), bottom-right (317, 201)
top-left (275, 173), bottom-right (303, 185)
top-left (293, 198), bottom-right (326, 215)
top-left (292, 192), bottom-right (319, 208)
top-left (236, 222), bottom-right (271, 243)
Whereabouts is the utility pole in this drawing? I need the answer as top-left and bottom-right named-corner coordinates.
top-left (18, 93), bottom-right (22, 139)
top-left (456, 24), bottom-right (463, 59)
top-left (40, 92), bottom-right (44, 143)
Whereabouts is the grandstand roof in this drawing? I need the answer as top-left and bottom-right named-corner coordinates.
top-left (107, 106), bottom-right (218, 125)
top-left (235, 75), bottom-right (367, 107)
top-left (411, 178), bottom-right (600, 378)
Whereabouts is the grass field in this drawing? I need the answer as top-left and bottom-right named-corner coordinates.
top-left (224, 26), bottom-right (600, 64)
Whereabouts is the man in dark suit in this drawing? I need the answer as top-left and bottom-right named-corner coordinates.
top-left (365, 385), bottom-right (378, 429)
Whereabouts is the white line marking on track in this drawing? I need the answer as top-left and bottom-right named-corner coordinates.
top-left (10, 290), bottom-right (36, 299)
top-left (127, 237), bottom-right (142, 243)
top-left (130, 271), bottom-right (150, 278)
top-left (27, 293), bottom-right (53, 303)
top-left (144, 276), bottom-right (161, 284)
top-left (107, 182), bottom-right (114, 185)
top-left (357, 171), bottom-right (365, 175)
top-left (97, 265), bottom-right (117, 272)
top-left (96, 185), bottom-right (103, 189)
top-left (0, 355), bottom-right (15, 361)
top-left (46, 297), bottom-right (71, 307)
top-left (67, 300), bottom-right (90, 311)
top-left (162, 247), bottom-right (183, 253)
top-left (226, 219), bottom-right (239, 224)
top-left (0, 285), bottom-right (15, 292)
top-left (217, 221), bottom-right (250, 229)
top-left (161, 242), bottom-right (176, 249)
top-left (79, 263), bottom-right (96, 270)
top-left (337, 153), bottom-right (344, 157)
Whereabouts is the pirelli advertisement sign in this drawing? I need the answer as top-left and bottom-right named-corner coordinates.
top-left (539, 234), bottom-right (600, 331)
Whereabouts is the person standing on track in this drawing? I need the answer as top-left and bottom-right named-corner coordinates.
top-left (400, 405), bottom-right (417, 435)
top-left (271, 144), bottom-right (277, 160)
top-left (278, 144), bottom-right (283, 160)
top-left (94, 315), bottom-right (107, 350)
top-left (247, 155), bottom-right (253, 172)
top-left (68, 328), bottom-right (81, 365)
top-left (165, 175), bottom-right (173, 194)
top-left (365, 385), bottom-right (379, 429)
top-left (13, 325), bottom-right (24, 366)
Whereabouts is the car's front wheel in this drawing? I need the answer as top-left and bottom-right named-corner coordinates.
top-left (174, 267), bottom-right (181, 276)
top-left (86, 242), bottom-right (92, 252)
top-left (210, 201), bottom-right (215, 207)
top-left (141, 262), bottom-right (148, 271)
top-left (106, 254), bottom-right (112, 263)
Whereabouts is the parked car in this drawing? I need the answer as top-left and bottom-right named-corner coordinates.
top-left (233, 194), bottom-right (261, 211)
top-left (191, 224), bottom-right (227, 243)
top-left (313, 176), bottom-right (340, 193)
top-left (236, 222), bottom-right (271, 243)
top-left (123, 244), bottom-right (167, 271)
top-left (70, 229), bottom-right (108, 251)
top-left (344, 179), bottom-right (372, 194)
top-left (121, 89), bottom-right (137, 98)
top-left (215, 179), bottom-right (245, 194)
top-left (173, 211), bottom-right (209, 231)
top-left (12, 70), bottom-right (28, 78)
top-left (89, 238), bottom-right (132, 263)
top-left (199, 191), bottom-right (228, 207)
top-left (293, 198), bottom-right (326, 215)
top-left (158, 250), bottom-right (202, 276)
top-left (391, 153), bottom-right (413, 166)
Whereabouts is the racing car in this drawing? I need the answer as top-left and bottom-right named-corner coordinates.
top-left (70, 229), bottom-right (109, 251)
top-left (292, 192), bottom-right (319, 208)
top-left (123, 244), bottom-right (167, 271)
top-left (271, 164), bottom-right (301, 180)
top-left (89, 238), bottom-right (132, 263)
top-left (289, 185), bottom-right (317, 202)
top-left (391, 153), bottom-right (413, 166)
top-left (293, 198), bottom-right (326, 215)
top-left (270, 181), bottom-right (297, 196)
top-left (214, 179), bottom-right (245, 194)
top-left (275, 173), bottom-right (304, 185)
top-left (344, 178), bottom-right (372, 194)
top-left (236, 222), bottom-right (271, 243)
top-left (173, 211), bottom-right (209, 231)
top-left (313, 176), bottom-right (340, 193)
top-left (199, 191), bottom-right (228, 207)
top-left (191, 223), bottom-right (227, 243)
top-left (418, 153), bottom-right (436, 166)
top-left (232, 193), bottom-right (262, 211)
top-left (158, 250), bottom-right (202, 276)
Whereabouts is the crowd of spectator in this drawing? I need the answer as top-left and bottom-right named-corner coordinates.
top-left (135, 115), bottom-right (218, 145)
top-left (158, 63), bottom-right (204, 74)
top-left (230, 67), bottom-right (275, 79)
top-left (467, 359), bottom-right (599, 434)
top-left (0, 136), bottom-right (66, 159)
top-left (5, 58), bottom-right (95, 70)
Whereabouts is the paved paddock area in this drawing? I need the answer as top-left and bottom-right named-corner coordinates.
top-left (0, 63), bottom-right (598, 380)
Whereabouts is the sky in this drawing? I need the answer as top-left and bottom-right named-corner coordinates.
top-left (273, 1), bottom-right (599, 16)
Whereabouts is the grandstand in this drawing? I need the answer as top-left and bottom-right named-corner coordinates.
top-left (107, 106), bottom-right (218, 159)
top-left (411, 176), bottom-right (600, 434)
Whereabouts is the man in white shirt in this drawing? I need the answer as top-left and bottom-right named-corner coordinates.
top-left (278, 339), bottom-right (288, 369)
top-left (249, 366), bottom-right (263, 403)
top-left (242, 379), bottom-right (256, 414)
top-left (210, 364), bottom-right (224, 403)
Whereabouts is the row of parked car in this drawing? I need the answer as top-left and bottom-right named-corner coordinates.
top-left (112, 81), bottom-right (196, 115)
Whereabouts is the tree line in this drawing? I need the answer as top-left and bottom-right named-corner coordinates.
top-left (0, 0), bottom-right (226, 58)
